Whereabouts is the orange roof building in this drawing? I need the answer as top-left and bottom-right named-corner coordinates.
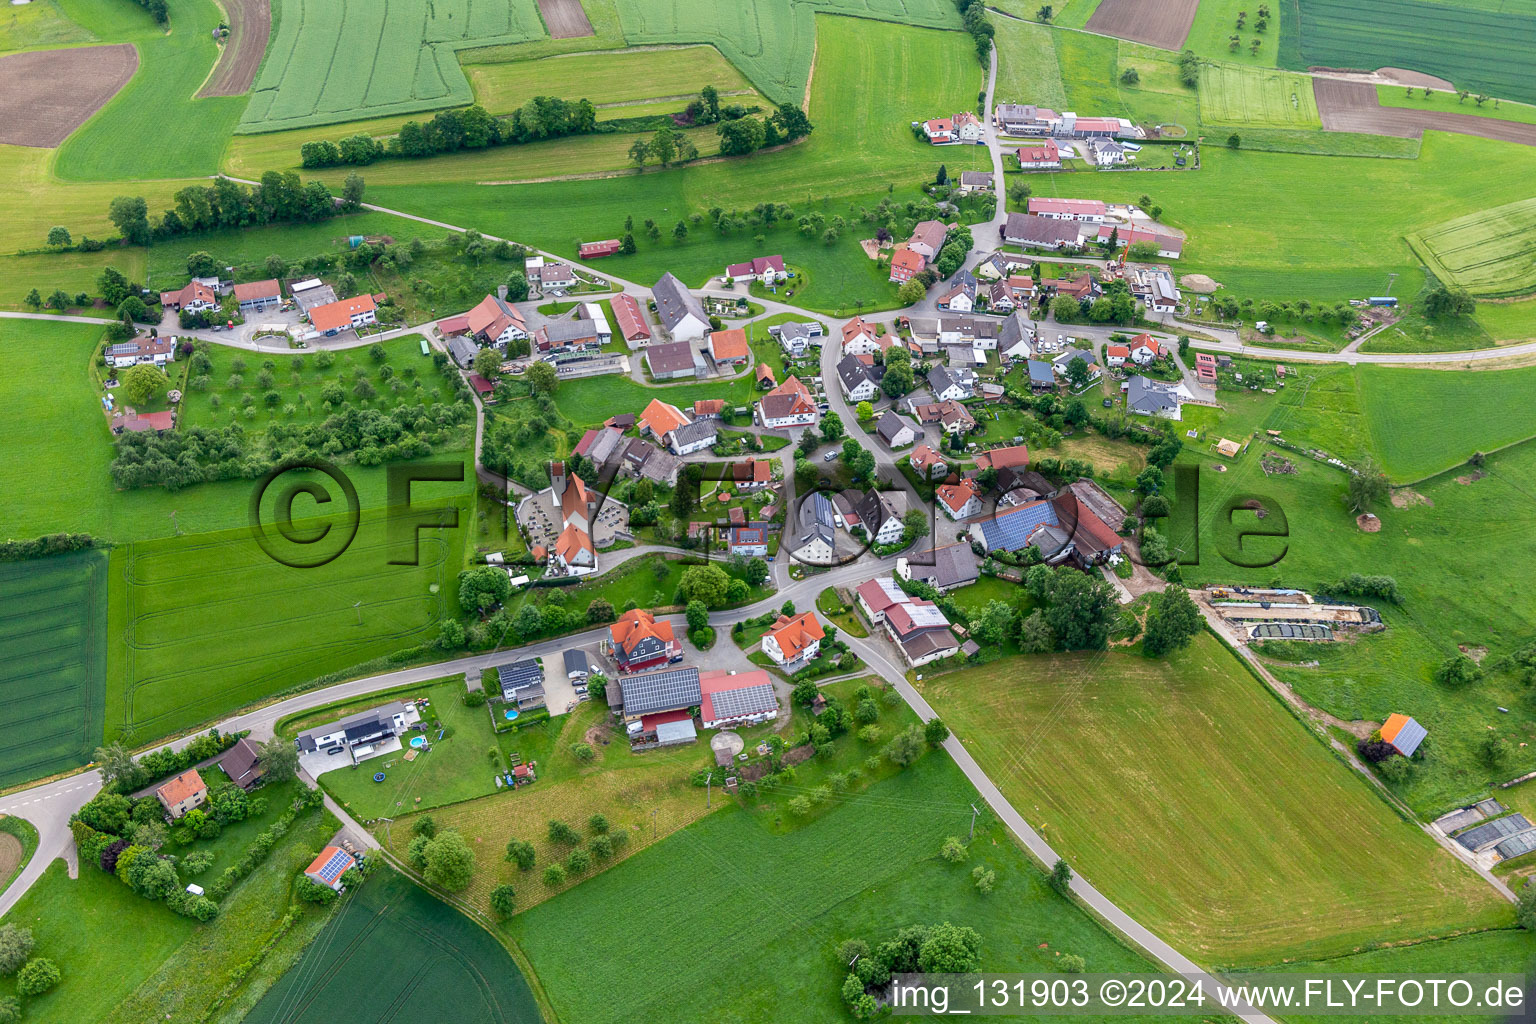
top-left (608, 609), bottom-right (679, 671)
top-left (707, 328), bottom-right (750, 363)
top-left (761, 611), bottom-right (825, 665)
top-left (309, 294), bottom-right (378, 334)
top-left (889, 248), bottom-right (926, 283)
top-left (155, 768), bottom-right (209, 819)
top-left (639, 398), bottom-right (691, 439)
top-left (1380, 714), bottom-right (1427, 757)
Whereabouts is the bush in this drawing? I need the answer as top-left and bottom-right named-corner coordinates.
top-left (548, 820), bottom-right (580, 844)
top-left (16, 958), bottom-right (60, 996)
top-left (0, 927), bottom-right (33, 976)
top-left (1060, 953), bottom-right (1086, 973)
top-left (182, 850), bottom-right (215, 875)
top-left (543, 863), bottom-right (567, 887)
top-left (940, 837), bottom-right (967, 863)
top-left (0, 996), bottom-right (19, 1024)
top-left (566, 847), bottom-right (591, 874)
top-left (411, 815), bottom-right (438, 839)
top-left (296, 875), bottom-right (338, 904)
top-left (490, 884), bottom-right (517, 919)
top-left (506, 839), bottom-right (536, 870)
top-left (788, 795), bottom-right (812, 816)
top-left (1435, 655), bottom-right (1482, 688)
top-left (588, 813), bottom-right (610, 834)
top-left (972, 865), bottom-right (996, 893)
top-left (570, 742), bottom-right (595, 763)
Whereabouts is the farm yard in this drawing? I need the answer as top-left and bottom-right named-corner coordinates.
top-left (510, 755), bottom-right (1155, 1024)
top-left (243, 869), bottom-right (542, 1024)
top-left (1280, 0), bottom-right (1536, 106)
top-left (1408, 197), bottom-right (1536, 297)
top-left (920, 635), bottom-right (1513, 966)
top-left (0, 45), bottom-right (138, 148)
top-left (0, 552), bottom-right (107, 788)
top-left (1199, 63), bottom-right (1321, 127)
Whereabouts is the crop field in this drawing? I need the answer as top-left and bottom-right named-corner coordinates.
top-left (0, 45), bottom-right (137, 148)
top-left (104, 489), bottom-right (469, 743)
top-left (54, 0), bottom-right (247, 180)
top-left (241, 0), bottom-right (548, 132)
top-left (1084, 0), bottom-right (1199, 50)
top-left (1378, 86), bottom-right (1536, 128)
top-left (0, 552), bottom-right (106, 788)
top-left (618, 0), bottom-right (961, 106)
top-left (1281, 0), bottom-right (1536, 106)
top-left (246, 869), bottom-right (541, 1024)
top-left (1199, 63), bottom-right (1321, 127)
top-left (921, 636), bottom-right (1512, 965)
top-left (511, 755), bottom-right (1154, 1024)
top-left (463, 44), bottom-right (761, 115)
top-left (1408, 197), bottom-right (1536, 297)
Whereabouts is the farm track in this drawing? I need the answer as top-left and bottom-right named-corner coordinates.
top-left (197, 0), bottom-right (271, 97)
top-left (1314, 78), bottom-right (1536, 145)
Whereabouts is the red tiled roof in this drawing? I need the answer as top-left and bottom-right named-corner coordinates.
top-left (709, 328), bottom-right (749, 361)
top-left (438, 314), bottom-right (471, 334)
top-left (841, 316), bottom-right (874, 345)
top-left (157, 768), bottom-right (206, 806)
top-left (639, 398), bottom-right (690, 438)
top-left (765, 611), bottom-right (824, 660)
top-left (937, 478), bottom-right (981, 514)
top-left (310, 294), bottom-right (376, 333)
top-left (694, 399), bottom-right (726, 416)
top-left (610, 609), bottom-right (675, 653)
top-left (467, 373), bottom-right (495, 394)
top-left (891, 249), bottom-right (925, 274)
top-left (611, 293), bottom-right (652, 340)
top-left (756, 363), bottom-right (777, 384)
top-left (232, 279), bottom-right (280, 302)
top-left (555, 523), bottom-right (593, 563)
top-left (465, 293), bottom-right (525, 340)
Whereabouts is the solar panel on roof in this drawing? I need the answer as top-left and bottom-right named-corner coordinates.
top-left (708, 683), bottom-right (776, 720)
top-left (620, 667), bottom-right (702, 716)
top-left (497, 660), bottom-right (542, 689)
top-left (979, 501), bottom-right (1059, 552)
top-left (314, 848), bottom-right (352, 883)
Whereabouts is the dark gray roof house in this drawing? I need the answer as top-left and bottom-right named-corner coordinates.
top-left (1003, 212), bottom-right (1081, 249)
top-left (447, 337), bottom-right (478, 368)
top-left (927, 364), bottom-right (974, 399)
top-left (875, 410), bottom-right (918, 447)
top-left (904, 543), bottom-right (980, 592)
top-left (836, 354), bottom-right (881, 396)
top-left (497, 658), bottom-right (544, 702)
top-left (651, 272), bottom-right (709, 333)
top-left (1125, 375), bottom-right (1182, 417)
top-left (216, 737), bottom-right (265, 791)
top-left (1026, 359), bottom-right (1056, 389)
top-left (563, 649), bottom-right (592, 679)
top-left (645, 339), bottom-right (700, 378)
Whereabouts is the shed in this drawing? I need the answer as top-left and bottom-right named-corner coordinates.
top-left (1380, 713), bottom-right (1426, 757)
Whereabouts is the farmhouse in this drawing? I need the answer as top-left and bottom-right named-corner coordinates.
top-left (295, 701), bottom-right (417, 765)
top-left (535, 318), bottom-right (603, 354)
top-left (897, 542), bottom-right (980, 594)
top-left (761, 611), bottom-right (825, 667)
top-left (652, 272), bottom-right (710, 341)
top-left (882, 592), bottom-right (959, 667)
top-left (645, 340), bottom-right (703, 380)
top-left (1027, 197), bottom-right (1107, 223)
top-left (768, 319), bottom-right (822, 357)
top-left (639, 398), bottom-right (690, 440)
top-left (666, 418), bottom-right (718, 456)
top-left (610, 293), bottom-right (653, 346)
top-left (756, 376), bottom-right (818, 429)
top-left (616, 665), bottom-right (699, 723)
top-left (309, 294), bottom-right (378, 336)
top-left (579, 239), bottom-right (622, 259)
top-left (233, 279), bottom-right (282, 314)
top-left (289, 278), bottom-right (336, 313)
top-left (607, 609), bottom-right (681, 673)
top-left (723, 255), bottom-right (785, 284)
top-left (1086, 137), bottom-right (1126, 165)
top-left (707, 328), bottom-right (750, 365)
top-left (837, 354), bottom-right (883, 402)
top-left (304, 847), bottom-right (356, 892)
top-left (958, 171), bottom-right (993, 192)
top-left (908, 220), bottom-right (949, 261)
top-left (970, 495), bottom-right (1122, 565)
top-left (215, 737), bottom-right (265, 791)
top-left (875, 411), bottom-right (919, 449)
top-left (159, 279), bottom-right (218, 312)
top-left (699, 669), bottom-right (779, 728)
top-left (1015, 140), bottom-right (1062, 169)
top-left (107, 336), bottom-right (175, 368)
top-left (889, 248), bottom-right (926, 284)
top-left (1003, 213), bottom-right (1082, 251)
top-left (993, 104), bottom-right (1140, 139)
top-left (1099, 224), bottom-right (1184, 259)
top-left (155, 769), bottom-right (208, 820)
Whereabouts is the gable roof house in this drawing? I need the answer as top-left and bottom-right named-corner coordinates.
top-left (840, 316), bottom-right (880, 356)
top-left (969, 494), bottom-right (1123, 565)
top-left (987, 279), bottom-right (1018, 314)
top-left (908, 220), bottom-right (949, 261)
top-left (233, 279), bottom-right (282, 313)
top-left (610, 293), bottom-right (653, 347)
top-left (791, 491), bottom-right (837, 564)
top-left (1053, 346), bottom-right (1101, 381)
top-left (652, 272), bottom-right (710, 341)
top-left (616, 665), bottom-right (699, 722)
top-left (497, 658), bottom-right (547, 709)
top-left (159, 279), bottom-right (218, 312)
top-left (465, 293), bottom-right (529, 347)
top-left (847, 489), bottom-right (907, 546)
top-left (875, 411), bottom-right (918, 449)
top-left (756, 362), bottom-right (778, 389)
top-left (952, 110), bottom-right (984, 140)
top-left (761, 611), bottom-right (825, 666)
top-left (1086, 137), bottom-right (1127, 165)
top-left (882, 591), bottom-right (960, 667)
top-left (608, 609), bottom-right (681, 673)
top-left (1381, 714), bottom-right (1427, 757)
top-left (1015, 139), bottom-right (1062, 169)
top-left (309, 294), bottom-right (378, 336)
top-left (897, 542), bottom-right (980, 594)
top-left (723, 255), bottom-right (785, 284)
top-left (699, 669), bottom-right (779, 728)
top-left (756, 376), bottom-right (817, 429)
top-left (888, 247), bottom-right (927, 284)
top-left (1098, 224), bottom-right (1183, 259)
top-left (639, 398), bottom-right (691, 440)
top-left (1125, 374), bottom-right (1188, 419)
top-left (911, 399), bottom-right (976, 435)
top-left (937, 478), bottom-right (984, 520)
top-left (836, 354), bottom-right (883, 402)
top-left (305, 846), bottom-right (357, 890)
top-left (958, 170), bottom-right (993, 192)
top-left (534, 318), bottom-right (603, 354)
top-left (769, 319), bottom-right (822, 357)
top-left (909, 443), bottom-right (950, 481)
top-left (666, 418), bottom-right (719, 456)
top-left (927, 364), bottom-right (976, 403)
top-left (1027, 197), bottom-right (1108, 222)
top-left (732, 457), bottom-right (775, 490)
top-left (693, 399), bottom-right (726, 420)
top-left (729, 522), bottom-right (770, 556)
top-left (1105, 344), bottom-right (1130, 367)
top-left (645, 339), bottom-right (703, 380)
top-left (107, 336), bottom-right (175, 368)
top-left (156, 769), bottom-right (209, 819)
top-left (1128, 334), bottom-right (1162, 365)
top-left (997, 311), bottom-right (1034, 360)
top-left (707, 328), bottom-right (750, 365)
top-left (216, 737), bottom-right (265, 791)
top-left (1002, 213), bottom-right (1082, 251)
top-left (937, 270), bottom-right (977, 313)
top-left (922, 116), bottom-right (955, 143)
top-left (620, 437), bottom-right (682, 487)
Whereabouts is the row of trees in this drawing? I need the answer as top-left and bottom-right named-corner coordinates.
top-left (954, 0), bottom-right (995, 62)
top-left (103, 171), bottom-right (361, 248)
top-left (301, 98), bottom-right (596, 169)
top-left (837, 924), bottom-right (983, 1018)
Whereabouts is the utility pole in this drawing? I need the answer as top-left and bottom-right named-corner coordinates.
top-left (353, 600), bottom-right (363, 626)
top-left (706, 775), bottom-right (711, 810)
top-left (969, 803), bottom-right (981, 841)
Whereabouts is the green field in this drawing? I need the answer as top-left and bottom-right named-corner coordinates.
top-left (463, 45), bottom-right (763, 115)
top-left (1199, 62), bottom-right (1321, 127)
top-left (105, 489), bottom-right (469, 743)
top-left (1356, 364), bottom-right (1536, 479)
top-left (1280, 0), bottom-right (1536, 105)
top-left (1378, 85), bottom-right (1536, 126)
top-left (1408, 197), bottom-right (1536, 298)
top-left (510, 754), bottom-right (1155, 1024)
top-left (0, 552), bottom-right (106, 787)
top-left (246, 868), bottom-right (541, 1024)
top-left (241, 0), bottom-right (547, 132)
top-left (54, 0), bottom-right (246, 181)
top-left (0, 0), bottom-right (93, 52)
top-left (993, 18), bottom-right (1069, 109)
top-left (1185, 0), bottom-right (1282, 64)
top-left (921, 637), bottom-right (1512, 966)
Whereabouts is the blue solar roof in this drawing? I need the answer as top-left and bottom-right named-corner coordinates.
top-left (1389, 717), bottom-right (1427, 757)
top-left (976, 499), bottom-right (1059, 552)
top-left (311, 848), bottom-right (353, 884)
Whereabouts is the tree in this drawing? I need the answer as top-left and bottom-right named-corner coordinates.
top-left (342, 172), bottom-right (366, 211)
top-left (0, 996), bottom-right (19, 1024)
top-left (524, 360), bottom-right (558, 396)
top-left (1040, 569), bottom-right (1118, 651)
top-left (896, 277), bottom-right (926, 306)
top-left (93, 741), bottom-right (139, 788)
top-left (924, 718), bottom-right (950, 745)
top-left (0, 927), bottom-right (33, 976)
top-left (679, 564), bottom-right (732, 607)
top-left (23, 289), bottom-right (40, 310)
top-left (420, 830), bottom-right (476, 891)
top-left (821, 411), bottom-right (844, 442)
top-left (458, 564), bottom-right (512, 613)
top-left (1051, 294), bottom-right (1079, 322)
top-left (854, 400), bottom-right (875, 423)
top-left (548, 819), bottom-right (580, 844)
top-left (256, 735), bottom-right (299, 782)
top-left (627, 137), bottom-right (650, 167)
top-left (187, 250), bottom-right (218, 277)
top-left (490, 884), bottom-right (517, 919)
top-left (566, 847), bottom-right (591, 874)
top-left (109, 195), bottom-right (151, 245)
top-left (1135, 465), bottom-right (1165, 495)
top-left (121, 364), bottom-right (170, 409)
top-left (1060, 953), bottom-right (1086, 973)
top-left (1120, 66), bottom-right (1140, 85)
top-left (1518, 878), bottom-right (1536, 932)
top-left (619, 233), bottom-right (637, 255)
top-left (902, 507), bottom-right (929, 544)
top-left (884, 725), bottom-right (925, 767)
top-left (543, 863), bottom-right (567, 887)
top-left (506, 838), bottom-right (537, 870)
top-left (685, 599), bottom-right (709, 632)
top-left (1227, 133), bottom-right (1241, 149)
top-left (473, 347), bottom-right (502, 380)
top-left (717, 116), bottom-right (767, 155)
top-left (1018, 609), bottom-right (1056, 653)
top-left (1049, 858), bottom-right (1072, 893)
top-left (47, 226), bottom-right (71, 248)
top-left (917, 923), bottom-right (982, 973)
top-left (1142, 585), bottom-right (1201, 657)
top-left (973, 600), bottom-right (1018, 646)
top-left (973, 865), bottom-right (996, 893)
top-left (940, 836), bottom-right (967, 863)
top-left (1346, 457), bottom-right (1389, 513)
top-left (16, 958), bottom-right (60, 997)
top-left (880, 358), bottom-right (914, 397)
top-left (673, 220), bottom-right (688, 242)
top-left (1064, 356), bottom-right (1091, 389)
top-left (1423, 284), bottom-right (1475, 319)
top-left (1036, 3), bottom-right (1052, 19)
top-left (1435, 654), bottom-right (1483, 688)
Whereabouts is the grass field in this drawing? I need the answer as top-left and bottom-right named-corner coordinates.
top-left (1356, 363), bottom-right (1536, 479)
top-left (0, 0), bottom-right (93, 52)
top-left (464, 44), bottom-right (763, 115)
top-left (54, 0), bottom-right (246, 181)
top-left (1475, 297), bottom-right (1536, 341)
top-left (245, 868), bottom-right (539, 1024)
top-left (1185, 0), bottom-right (1282, 64)
top-left (366, 16), bottom-right (986, 312)
top-left (992, 18), bottom-right (1069, 109)
top-left (0, 552), bottom-right (106, 788)
top-left (104, 486), bottom-right (470, 743)
top-left (1199, 62), bottom-right (1321, 127)
top-left (510, 754), bottom-right (1155, 1024)
top-left (241, 0), bottom-right (546, 132)
top-left (1408, 197), bottom-right (1536, 297)
top-left (921, 637), bottom-right (1512, 966)
top-left (1281, 0), bottom-right (1536, 105)
top-left (1378, 85), bottom-right (1536, 126)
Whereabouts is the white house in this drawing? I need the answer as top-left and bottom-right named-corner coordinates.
top-left (652, 272), bottom-right (710, 341)
top-left (761, 611), bottom-right (824, 666)
top-left (927, 364), bottom-right (975, 403)
top-left (665, 419), bottom-right (719, 456)
top-left (953, 111), bottom-right (984, 141)
top-left (1104, 344), bottom-right (1129, 368)
top-left (757, 376), bottom-right (818, 429)
top-left (875, 411), bottom-right (918, 450)
top-left (840, 316), bottom-right (880, 356)
top-left (937, 479), bottom-right (983, 520)
top-left (836, 355), bottom-right (881, 403)
top-left (922, 117), bottom-right (955, 143)
top-left (723, 255), bottom-right (786, 284)
top-left (771, 320), bottom-right (822, 358)
top-left (1129, 334), bottom-right (1162, 365)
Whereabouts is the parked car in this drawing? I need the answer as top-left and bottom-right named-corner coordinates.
top-left (823, 451), bottom-right (839, 462)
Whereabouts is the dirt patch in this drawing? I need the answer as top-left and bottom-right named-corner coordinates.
top-left (1455, 469), bottom-right (1486, 485)
top-left (0, 832), bottom-right (21, 883)
top-left (0, 44), bottom-right (138, 148)
top-left (1459, 644), bottom-right (1488, 663)
top-left (1356, 512), bottom-right (1381, 532)
top-left (1085, 0), bottom-right (1199, 51)
top-left (1180, 274), bottom-right (1219, 294)
top-left (1314, 77), bottom-right (1536, 147)
top-left (198, 0), bottom-right (270, 97)
top-left (1239, 498), bottom-right (1269, 519)
top-left (583, 722), bottom-right (612, 747)
top-left (1390, 487), bottom-right (1432, 507)
top-left (536, 0), bottom-right (594, 39)
top-left (1376, 67), bottom-right (1455, 91)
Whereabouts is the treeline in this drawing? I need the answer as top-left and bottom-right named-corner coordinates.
top-left (954, 0), bottom-right (995, 60)
top-left (0, 533), bottom-right (94, 563)
top-left (100, 730), bottom-right (242, 795)
top-left (126, 0), bottom-right (168, 24)
top-left (104, 171), bottom-right (363, 248)
top-left (111, 398), bottom-right (471, 491)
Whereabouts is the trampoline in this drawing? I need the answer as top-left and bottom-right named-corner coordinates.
top-left (504, 708), bottom-right (520, 720)
top-left (410, 736), bottom-right (426, 749)
top-left (372, 772), bottom-right (386, 782)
